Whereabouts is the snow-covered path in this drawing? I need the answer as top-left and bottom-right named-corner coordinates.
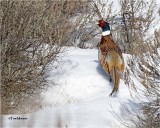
top-left (2, 47), bottom-right (138, 128)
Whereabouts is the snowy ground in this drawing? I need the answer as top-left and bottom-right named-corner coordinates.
top-left (2, 47), bottom-right (140, 128)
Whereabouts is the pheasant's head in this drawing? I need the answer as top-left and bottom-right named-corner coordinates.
top-left (98, 19), bottom-right (111, 36)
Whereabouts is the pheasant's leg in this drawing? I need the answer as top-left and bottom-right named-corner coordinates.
top-left (109, 77), bottom-right (112, 82)
top-left (109, 89), bottom-right (115, 97)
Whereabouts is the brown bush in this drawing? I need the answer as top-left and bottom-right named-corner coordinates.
top-left (0, 0), bottom-right (89, 114)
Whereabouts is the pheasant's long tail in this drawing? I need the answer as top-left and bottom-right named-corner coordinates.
top-left (109, 66), bottom-right (120, 96)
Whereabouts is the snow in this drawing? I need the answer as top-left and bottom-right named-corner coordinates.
top-left (2, 47), bottom-right (140, 128)
top-left (1, 0), bottom-right (159, 127)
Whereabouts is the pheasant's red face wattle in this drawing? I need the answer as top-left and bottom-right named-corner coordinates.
top-left (98, 19), bottom-right (105, 28)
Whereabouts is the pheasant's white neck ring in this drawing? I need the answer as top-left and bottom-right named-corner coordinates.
top-left (102, 30), bottom-right (111, 36)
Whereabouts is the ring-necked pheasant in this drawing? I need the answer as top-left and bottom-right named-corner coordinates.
top-left (97, 19), bottom-right (124, 96)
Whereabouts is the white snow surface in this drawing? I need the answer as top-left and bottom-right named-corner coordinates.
top-left (2, 47), bottom-right (140, 128)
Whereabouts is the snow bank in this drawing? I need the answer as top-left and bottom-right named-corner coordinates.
top-left (2, 47), bottom-right (140, 128)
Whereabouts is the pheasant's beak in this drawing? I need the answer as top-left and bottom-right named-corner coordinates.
top-left (96, 22), bottom-right (99, 25)
top-left (96, 22), bottom-right (100, 27)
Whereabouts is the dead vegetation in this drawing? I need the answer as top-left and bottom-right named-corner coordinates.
top-left (118, 0), bottom-right (160, 127)
top-left (0, 0), bottom-right (160, 127)
top-left (0, 0), bottom-right (89, 114)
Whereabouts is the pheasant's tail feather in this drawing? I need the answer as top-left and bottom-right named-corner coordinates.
top-left (109, 66), bottom-right (120, 96)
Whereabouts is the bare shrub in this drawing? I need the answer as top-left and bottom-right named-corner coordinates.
top-left (121, 8), bottom-right (160, 128)
top-left (118, 29), bottom-right (160, 128)
top-left (0, 0), bottom-right (89, 114)
top-left (69, 0), bottom-right (117, 49)
top-left (67, 0), bottom-right (97, 48)
top-left (118, 0), bottom-right (157, 54)
top-left (134, 29), bottom-right (160, 128)
top-left (108, 0), bottom-right (160, 127)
